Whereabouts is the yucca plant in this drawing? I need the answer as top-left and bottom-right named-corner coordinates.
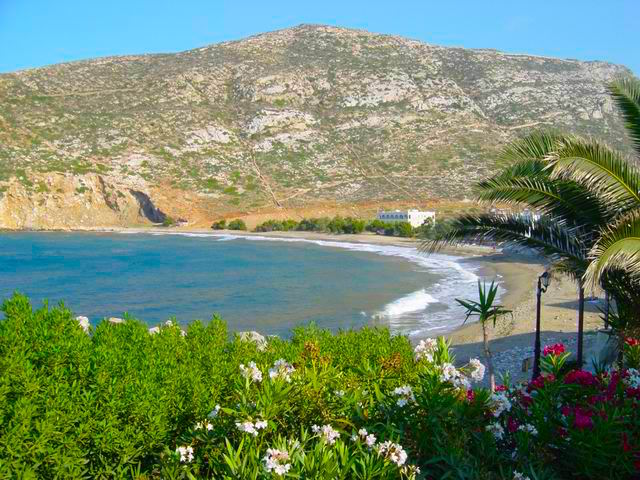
top-left (456, 281), bottom-right (511, 392)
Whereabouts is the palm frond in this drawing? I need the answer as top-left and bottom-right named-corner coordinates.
top-left (476, 173), bottom-right (610, 228)
top-left (609, 77), bottom-right (640, 155)
top-left (585, 210), bottom-right (640, 288)
top-left (549, 136), bottom-right (640, 211)
top-left (420, 213), bottom-right (589, 278)
top-left (499, 131), bottom-right (565, 164)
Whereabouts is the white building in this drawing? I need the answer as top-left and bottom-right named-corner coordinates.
top-left (377, 209), bottom-right (436, 228)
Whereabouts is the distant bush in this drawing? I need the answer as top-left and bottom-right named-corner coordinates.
top-left (162, 216), bottom-right (176, 227)
top-left (416, 218), bottom-right (454, 241)
top-left (365, 219), bottom-right (388, 232)
top-left (251, 215), bottom-right (449, 238)
top-left (394, 221), bottom-right (414, 238)
top-left (0, 295), bottom-right (638, 478)
top-left (227, 219), bottom-right (247, 231)
top-left (296, 217), bottom-right (331, 232)
top-left (211, 219), bottom-right (226, 230)
top-left (255, 219), bottom-right (299, 232)
top-left (254, 216), bottom-right (366, 235)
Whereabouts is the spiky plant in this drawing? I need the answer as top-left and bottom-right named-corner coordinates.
top-left (456, 281), bottom-right (511, 391)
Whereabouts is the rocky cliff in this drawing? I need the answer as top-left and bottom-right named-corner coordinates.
top-left (0, 25), bottom-right (633, 229)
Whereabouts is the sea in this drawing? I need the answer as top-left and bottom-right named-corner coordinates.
top-left (0, 231), bottom-right (484, 338)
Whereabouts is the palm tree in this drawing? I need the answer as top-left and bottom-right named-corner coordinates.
top-left (424, 134), bottom-right (600, 364)
top-left (552, 79), bottom-right (640, 293)
top-left (456, 281), bottom-right (510, 391)
top-left (423, 76), bottom-right (640, 355)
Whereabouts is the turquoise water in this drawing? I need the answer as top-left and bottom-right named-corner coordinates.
top-left (0, 232), bottom-right (480, 338)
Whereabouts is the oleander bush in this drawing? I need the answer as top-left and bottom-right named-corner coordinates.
top-left (0, 294), bottom-right (639, 479)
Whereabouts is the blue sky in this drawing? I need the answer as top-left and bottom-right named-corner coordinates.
top-left (1, 0), bottom-right (638, 75)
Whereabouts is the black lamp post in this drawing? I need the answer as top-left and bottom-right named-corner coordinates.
top-left (604, 291), bottom-right (610, 329)
top-left (532, 271), bottom-right (550, 379)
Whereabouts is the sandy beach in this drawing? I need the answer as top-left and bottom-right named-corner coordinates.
top-left (73, 226), bottom-right (606, 381)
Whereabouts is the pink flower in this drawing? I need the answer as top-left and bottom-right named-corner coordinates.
top-left (466, 389), bottom-right (475, 402)
top-left (564, 370), bottom-right (599, 387)
top-left (573, 407), bottom-right (593, 430)
top-left (626, 387), bottom-right (640, 400)
top-left (519, 393), bottom-right (533, 408)
top-left (495, 385), bottom-right (507, 392)
top-left (543, 343), bottom-right (565, 356)
top-left (528, 374), bottom-right (555, 391)
top-left (507, 417), bottom-right (518, 433)
top-left (626, 337), bottom-right (640, 347)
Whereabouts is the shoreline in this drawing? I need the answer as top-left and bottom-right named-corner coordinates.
top-left (3, 225), bottom-right (603, 381)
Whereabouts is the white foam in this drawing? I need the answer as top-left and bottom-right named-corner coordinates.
top-left (129, 231), bottom-right (493, 336)
top-left (378, 289), bottom-right (437, 317)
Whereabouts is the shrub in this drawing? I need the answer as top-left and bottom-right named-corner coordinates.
top-left (162, 216), bottom-right (176, 227)
top-left (295, 217), bottom-right (330, 232)
top-left (366, 220), bottom-right (416, 237)
top-left (254, 216), bottom-right (366, 235)
top-left (366, 219), bottom-right (388, 232)
top-left (254, 219), bottom-right (299, 232)
top-left (211, 219), bottom-right (226, 230)
top-left (394, 221), bottom-right (414, 238)
top-left (227, 219), bottom-right (247, 231)
top-left (0, 295), bottom-right (637, 479)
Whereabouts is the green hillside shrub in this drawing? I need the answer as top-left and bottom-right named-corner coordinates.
top-left (211, 219), bottom-right (227, 230)
top-left (227, 219), bottom-right (247, 231)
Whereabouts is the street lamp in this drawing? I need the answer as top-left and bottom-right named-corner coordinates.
top-left (532, 271), bottom-right (550, 379)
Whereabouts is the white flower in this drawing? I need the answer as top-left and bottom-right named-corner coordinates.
top-left (208, 404), bottom-right (221, 419)
top-left (334, 390), bottom-right (345, 397)
top-left (194, 420), bottom-right (213, 431)
top-left (392, 385), bottom-right (415, 407)
top-left (268, 359), bottom-right (295, 382)
top-left (440, 363), bottom-right (471, 389)
top-left (626, 368), bottom-right (640, 388)
top-left (401, 465), bottom-right (421, 478)
top-left (236, 419), bottom-right (267, 436)
top-left (513, 472), bottom-right (531, 480)
top-left (490, 392), bottom-right (512, 417)
top-left (312, 424), bottom-right (340, 445)
top-left (354, 428), bottom-right (377, 448)
top-left (468, 358), bottom-right (486, 382)
top-left (414, 338), bottom-right (437, 362)
top-left (165, 320), bottom-right (174, 327)
top-left (377, 441), bottom-right (407, 466)
top-left (263, 448), bottom-right (291, 476)
top-left (486, 422), bottom-right (504, 440)
top-left (176, 445), bottom-right (194, 463)
top-left (240, 362), bottom-right (263, 383)
top-left (255, 419), bottom-right (268, 430)
top-left (518, 424), bottom-right (538, 436)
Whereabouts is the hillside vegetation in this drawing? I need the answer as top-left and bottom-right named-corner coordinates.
top-left (0, 25), bottom-right (632, 229)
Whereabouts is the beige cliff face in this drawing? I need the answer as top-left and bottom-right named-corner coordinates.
top-left (0, 25), bottom-right (633, 229)
top-left (0, 173), bottom-right (161, 229)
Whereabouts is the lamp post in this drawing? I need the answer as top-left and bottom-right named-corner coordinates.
top-left (532, 271), bottom-right (550, 379)
top-left (604, 291), bottom-right (610, 329)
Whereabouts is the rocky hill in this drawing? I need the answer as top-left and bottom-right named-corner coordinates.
top-left (0, 24), bottom-right (633, 229)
